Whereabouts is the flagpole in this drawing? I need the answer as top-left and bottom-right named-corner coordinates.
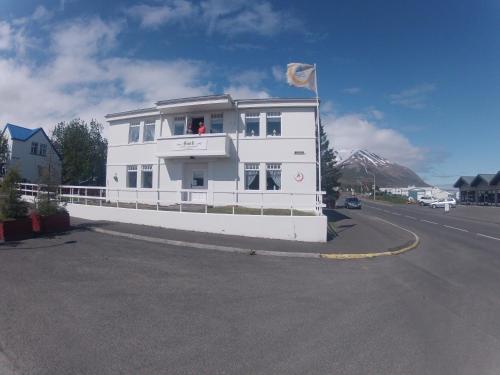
top-left (314, 63), bottom-right (322, 194)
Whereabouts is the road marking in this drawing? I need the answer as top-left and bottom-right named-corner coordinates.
top-left (392, 212), bottom-right (402, 216)
top-left (443, 225), bottom-right (469, 232)
top-left (405, 215), bottom-right (417, 220)
top-left (421, 219), bottom-right (439, 225)
top-left (477, 233), bottom-right (500, 241)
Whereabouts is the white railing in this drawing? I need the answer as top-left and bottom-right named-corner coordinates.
top-left (18, 183), bottom-right (326, 216)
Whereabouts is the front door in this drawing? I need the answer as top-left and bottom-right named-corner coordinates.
top-left (182, 163), bottom-right (208, 203)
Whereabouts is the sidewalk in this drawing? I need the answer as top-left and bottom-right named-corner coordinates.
top-left (71, 208), bottom-right (416, 256)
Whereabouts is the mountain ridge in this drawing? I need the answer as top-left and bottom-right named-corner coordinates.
top-left (338, 150), bottom-right (430, 188)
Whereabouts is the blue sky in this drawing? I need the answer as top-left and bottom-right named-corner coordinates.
top-left (0, 0), bottom-right (499, 187)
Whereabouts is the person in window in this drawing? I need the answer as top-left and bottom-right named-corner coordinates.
top-left (198, 122), bottom-right (206, 135)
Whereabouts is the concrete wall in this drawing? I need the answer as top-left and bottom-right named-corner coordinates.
top-left (66, 204), bottom-right (327, 242)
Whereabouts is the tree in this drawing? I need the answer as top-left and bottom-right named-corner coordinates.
top-left (51, 119), bottom-right (107, 186)
top-left (316, 120), bottom-right (341, 197)
top-left (0, 133), bottom-right (9, 176)
top-left (0, 168), bottom-right (27, 219)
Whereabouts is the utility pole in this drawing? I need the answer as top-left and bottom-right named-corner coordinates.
top-left (362, 163), bottom-right (376, 201)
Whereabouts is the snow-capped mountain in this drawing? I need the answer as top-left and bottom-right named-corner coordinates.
top-left (338, 150), bottom-right (429, 188)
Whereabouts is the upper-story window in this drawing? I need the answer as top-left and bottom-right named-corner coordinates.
top-left (174, 116), bottom-right (185, 136)
top-left (128, 122), bottom-right (140, 143)
top-left (245, 113), bottom-right (260, 137)
top-left (266, 112), bottom-right (281, 136)
top-left (210, 113), bottom-right (223, 133)
top-left (30, 142), bottom-right (39, 155)
top-left (39, 144), bottom-right (47, 156)
top-left (143, 120), bottom-right (156, 142)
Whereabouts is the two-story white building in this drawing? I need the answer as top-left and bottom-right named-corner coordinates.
top-left (105, 94), bottom-right (321, 213)
top-left (2, 123), bottom-right (61, 183)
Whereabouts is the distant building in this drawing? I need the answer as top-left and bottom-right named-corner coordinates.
top-left (2, 123), bottom-right (62, 183)
top-left (454, 173), bottom-right (500, 205)
top-left (379, 186), bottom-right (451, 200)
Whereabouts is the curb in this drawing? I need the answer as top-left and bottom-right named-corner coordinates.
top-left (87, 216), bottom-right (420, 260)
top-left (320, 217), bottom-right (420, 259)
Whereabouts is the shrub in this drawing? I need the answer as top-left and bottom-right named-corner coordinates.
top-left (0, 169), bottom-right (28, 220)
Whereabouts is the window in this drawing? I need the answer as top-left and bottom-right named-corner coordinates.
top-left (266, 163), bottom-right (281, 190)
top-left (174, 116), bottom-right (185, 136)
top-left (127, 165), bottom-right (137, 188)
top-left (141, 164), bottom-right (153, 188)
top-left (128, 122), bottom-right (140, 143)
top-left (192, 170), bottom-right (205, 187)
top-left (266, 112), bottom-right (281, 136)
top-left (143, 120), bottom-right (155, 142)
top-left (30, 142), bottom-right (38, 155)
top-left (39, 144), bottom-right (47, 156)
top-left (210, 113), bottom-right (223, 133)
top-left (244, 163), bottom-right (260, 190)
top-left (245, 113), bottom-right (260, 136)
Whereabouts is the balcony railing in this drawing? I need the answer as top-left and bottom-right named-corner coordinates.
top-left (18, 183), bottom-right (326, 216)
top-left (156, 133), bottom-right (230, 158)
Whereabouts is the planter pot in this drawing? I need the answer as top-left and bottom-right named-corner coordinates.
top-left (31, 211), bottom-right (70, 234)
top-left (0, 217), bottom-right (33, 241)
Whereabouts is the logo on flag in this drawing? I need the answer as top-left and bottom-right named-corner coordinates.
top-left (286, 63), bottom-right (316, 93)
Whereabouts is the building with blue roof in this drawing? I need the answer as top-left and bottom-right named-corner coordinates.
top-left (2, 123), bottom-right (61, 183)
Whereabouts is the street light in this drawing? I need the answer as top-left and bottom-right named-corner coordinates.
top-left (362, 164), bottom-right (376, 201)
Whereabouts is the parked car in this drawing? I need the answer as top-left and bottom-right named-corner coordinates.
top-left (345, 197), bottom-right (362, 209)
top-left (418, 196), bottom-right (436, 206)
top-left (430, 198), bottom-right (457, 209)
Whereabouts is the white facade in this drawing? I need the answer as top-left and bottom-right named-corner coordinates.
top-left (105, 95), bottom-right (320, 212)
top-left (2, 124), bottom-right (61, 183)
top-left (380, 186), bottom-right (451, 200)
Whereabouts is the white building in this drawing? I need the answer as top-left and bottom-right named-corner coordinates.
top-left (105, 95), bottom-right (321, 213)
top-left (2, 123), bottom-right (61, 183)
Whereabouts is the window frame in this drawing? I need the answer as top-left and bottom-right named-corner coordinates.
top-left (210, 113), bottom-right (224, 134)
top-left (266, 112), bottom-right (281, 137)
top-left (141, 164), bottom-right (153, 189)
top-left (128, 122), bottom-right (140, 144)
top-left (244, 163), bottom-right (260, 190)
top-left (39, 144), bottom-right (47, 157)
top-left (126, 165), bottom-right (138, 188)
top-left (143, 120), bottom-right (156, 142)
top-left (30, 142), bottom-right (39, 155)
top-left (245, 113), bottom-right (260, 137)
top-left (173, 116), bottom-right (185, 136)
top-left (266, 163), bottom-right (282, 191)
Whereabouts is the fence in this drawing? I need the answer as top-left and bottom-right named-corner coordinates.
top-left (18, 183), bottom-right (325, 216)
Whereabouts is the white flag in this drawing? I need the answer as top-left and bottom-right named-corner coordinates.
top-left (286, 63), bottom-right (316, 93)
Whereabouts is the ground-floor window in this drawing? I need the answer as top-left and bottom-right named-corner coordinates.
top-left (127, 165), bottom-right (137, 188)
top-left (266, 163), bottom-right (281, 190)
top-left (142, 164), bottom-right (153, 188)
top-left (244, 163), bottom-right (260, 190)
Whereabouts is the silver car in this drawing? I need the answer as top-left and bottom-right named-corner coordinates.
top-left (430, 198), bottom-right (457, 208)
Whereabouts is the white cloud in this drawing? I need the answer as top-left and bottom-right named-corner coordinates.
top-left (271, 65), bottom-right (285, 82)
top-left (343, 87), bottom-right (360, 94)
top-left (0, 21), bottom-right (12, 50)
top-left (126, 0), bottom-right (301, 35)
top-left (389, 83), bottom-right (436, 109)
top-left (0, 6), bottom-right (287, 135)
top-left (224, 85), bottom-right (269, 99)
top-left (126, 1), bottom-right (195, 29)
top-left (324, 112), bottom-right (431, 171)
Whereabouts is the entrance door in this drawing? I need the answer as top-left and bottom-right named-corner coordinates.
top-left (182, 163), bottom-right (208, 203)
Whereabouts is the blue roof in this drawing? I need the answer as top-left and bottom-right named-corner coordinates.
top-left (4, 123), bottom-right (41, 141)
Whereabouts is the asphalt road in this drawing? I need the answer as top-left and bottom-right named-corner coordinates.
top-left (0, 203), bottom-right (500, 374)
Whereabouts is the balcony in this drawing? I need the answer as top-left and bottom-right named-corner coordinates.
top-left (155, 133), bottom-right (230, 159)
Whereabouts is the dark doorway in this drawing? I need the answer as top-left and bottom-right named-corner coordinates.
top-left (190, 117), bottom-right (204, 134)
